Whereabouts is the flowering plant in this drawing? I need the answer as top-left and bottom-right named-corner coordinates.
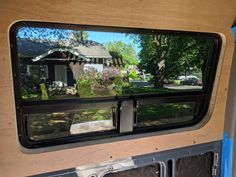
top-left (102, 67), bottom-right (120, 82)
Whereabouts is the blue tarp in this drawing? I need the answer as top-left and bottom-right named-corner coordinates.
top-left (221, 132), bottom-right (233, 177)
top-left (232, 26), bottom-right (236, 43)
top-left (221, 27), bottom-right (236, 177)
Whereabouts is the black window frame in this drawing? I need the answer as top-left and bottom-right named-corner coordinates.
top-left (9, 21), bottom-right (222, 149)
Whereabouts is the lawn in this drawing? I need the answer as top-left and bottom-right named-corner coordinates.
top-left (136, 102), bottom-right (195, 127)
top-left (22, 83), bottom-right (177, 100)
top-left (28, 109), bottom-right (112, 141)
top-left (122, 85), bottom-right (176, 95)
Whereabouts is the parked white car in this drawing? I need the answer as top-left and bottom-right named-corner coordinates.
top-left (178, 75), bottom-right (198, 80)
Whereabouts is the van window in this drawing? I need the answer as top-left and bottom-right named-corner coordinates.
top-left (10, 22), bottom-right (221, 148)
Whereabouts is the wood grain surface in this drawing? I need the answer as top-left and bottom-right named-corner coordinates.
top-left (0, 0), bottom-right (235, 176)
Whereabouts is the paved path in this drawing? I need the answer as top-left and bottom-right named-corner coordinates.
top-left (70, 120), bottom-right (114, 134)
top-left (164, 85), bottom-right (202, 90)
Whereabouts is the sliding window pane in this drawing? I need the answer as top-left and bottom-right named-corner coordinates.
top-left (136, 102), bottom-right (196, 127)
top-left (27, 108), bottom-right (115, 141)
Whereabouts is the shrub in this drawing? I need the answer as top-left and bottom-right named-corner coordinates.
top-left (21, 87), bottom-right (41, 100)
top-left (128, 70), bottom-right (140, 80)
top-left (76, 78), bottom-right (94, 97)
top-left (102, 67), bottom-right (120, 84)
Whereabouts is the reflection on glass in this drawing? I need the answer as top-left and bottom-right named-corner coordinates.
top-left (136, 102), bottom-right (195, 127)
top-left (17, 27), bottom-right (212, 100)
top-left (27, 109), bottom-right (114, 141)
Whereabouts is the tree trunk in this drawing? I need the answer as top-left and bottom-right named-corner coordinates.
top-left (153, 70), bottom-right (164, 88)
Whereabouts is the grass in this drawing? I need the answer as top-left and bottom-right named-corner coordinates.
top-left (28, 112), bottom-right (73, 140)
top-left (123, 85), bottom-right (175, 95)
top-left (22, 93), bottom-right (41, 100)
top-left (137, 102), bottom-right (195, 126)
top-left (22, 84), bottom-right (177, 101)
top-left (73, 109), bottom-right (112, 124)
top-left (22, 75), bottom-right (203, 101)
top-left (28, 109), bottom-right (112, 141)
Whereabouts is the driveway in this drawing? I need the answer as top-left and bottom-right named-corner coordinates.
top-left (164, 84), bottom-right (202, 90)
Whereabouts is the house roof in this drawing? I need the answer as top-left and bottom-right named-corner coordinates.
top-left (17, 40), bottom-right (58, 58)
top-left (17, 40), bottom-right (112, 60)
top-left (75, 41), bottom-right (112, 59)
top-left (17, 40), bottom-right (125, 67)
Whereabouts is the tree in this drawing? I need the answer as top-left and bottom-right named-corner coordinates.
top-left (138, 34), bottom-right (169, 87)
top-left (17, 27), bottom-right (70, 44)
top-left (134, 34), bottom-right (212, 88)
top-left (17, 27), bottom-right (88, 46)
top-left (68, 31), bottom-right (88, 46)
top-left (164, 36), bottom-right (212, 80)
top-left (105, 41), bottom-right (138, 68)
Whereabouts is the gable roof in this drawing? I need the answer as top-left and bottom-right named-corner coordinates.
top-left (17, 40), bottom-right (112, 60)
top-left (74, 41), bottom-right (111, 59)
top-left (17, 40), bottom-right (58, 58)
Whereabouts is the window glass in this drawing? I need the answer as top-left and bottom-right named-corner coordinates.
top-left (135, 102), bottom-right (196, 128)
top-left (10, 22), bottom-right (221, 148)
top-left (16, 27), bottom-right (212, 101)
top-left (27, 108), bottom-right (115, 141)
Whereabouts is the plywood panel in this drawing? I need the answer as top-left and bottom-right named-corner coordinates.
top-left (0, 0), bottom-right (235, 176)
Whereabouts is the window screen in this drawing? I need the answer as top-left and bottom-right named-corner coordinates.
top-left (10, 21), bottom-right (221, 148)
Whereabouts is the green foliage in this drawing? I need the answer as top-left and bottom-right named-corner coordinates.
top-left (21, 87), bottom-right (41, 100)
top-left (17, 27), bottom-right (88, 46)
top-left (28, 65), bottom-right (40, 83)
top-left (113, 75), bottom-right (125, 95)
top-left (123, 85), bottom-right (173, 95)
top-left (137, 102), bottom-right (195, 124)
top-left (73, 109), bottom-right (112, 123)
top-left (170, 80), bottom-right (182, 85)
top-left (113, 75), bottom-right (123, 86)
top-left (105, 41), bottom-right (138, 67)
top-left (76, 78), bottom-right (94, 97)
top-left (131, 34), bottom-right (213, 87)
top-left (128, 70), bottom-right (140, 80)
top-left (40, 83), bottom-right (49, 100)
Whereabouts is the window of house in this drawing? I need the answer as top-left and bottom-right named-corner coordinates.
top-left (10, 21), bottom-right (221, 148)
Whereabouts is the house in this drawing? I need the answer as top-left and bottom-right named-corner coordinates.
top-left (17, 40), bottom-right (124, 87)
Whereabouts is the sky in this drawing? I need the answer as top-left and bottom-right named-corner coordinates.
top-left (88, 31), bottom-right (140, 52)
top-left (17, 27), bottom-right (141, 53)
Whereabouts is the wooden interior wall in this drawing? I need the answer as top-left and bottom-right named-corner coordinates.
top-left (0, 0), bottom-right (235, 176)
